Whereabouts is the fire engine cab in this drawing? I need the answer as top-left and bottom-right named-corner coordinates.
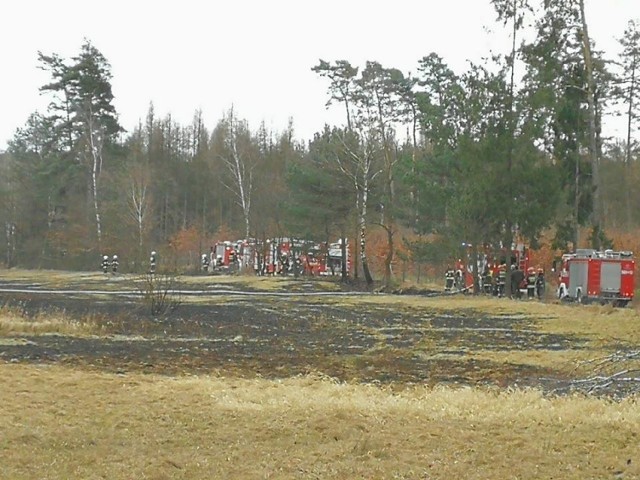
top-left (556, 249), bottom-right (635, 307)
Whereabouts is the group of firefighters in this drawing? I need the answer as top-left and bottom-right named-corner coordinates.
top-left (201, 247), bottom-right (240, 274)
top-left (445, 263), bottom-right (545, 299)
top-left (100, 254), bottom-right (119, 274)
top-left (201, 248), bottom-right (315, 277)
top-left (99, 251), bottom-right (158, 274)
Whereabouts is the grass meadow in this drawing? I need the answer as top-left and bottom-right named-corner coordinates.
top-left (1, 364), bottom-right (639, 479)
top-left (1, 270), bottom-right (640, 479)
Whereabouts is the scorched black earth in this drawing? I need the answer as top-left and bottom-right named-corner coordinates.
top-left (0, 277), bottom-right (587, 394)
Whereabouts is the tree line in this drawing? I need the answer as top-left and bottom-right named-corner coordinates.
top-left (1, 0), bottom-right (639, 288)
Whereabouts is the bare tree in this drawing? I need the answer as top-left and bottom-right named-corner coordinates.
top-left (126, 165), bottom-right (152, 256)
top-left (81, 102), bottom-right (105, 250)
top-left (337, 129), bottom-right (380, 286)
top-left (220, 108), bottom-right (255, 239)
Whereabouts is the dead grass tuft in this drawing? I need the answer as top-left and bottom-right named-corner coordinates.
top-left (0, 304), bottom-right (106, 337)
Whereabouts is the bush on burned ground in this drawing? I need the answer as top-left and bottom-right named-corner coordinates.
top-left (134, 273), bottom-right (182, 316)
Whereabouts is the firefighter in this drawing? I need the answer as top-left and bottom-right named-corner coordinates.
top-left (536, 268), bottom-right (545, 300)
top-left (280, 253), bottom-right (290, 275)
top-left (526, 267), bottom-right (537, 299)
top-left (444, 266), bottom-right (455, 291)
top-left (209, 247), bottom-right (216, 271)
top-left (454, 266), bottom-right (464, 290)
top-left (150, 251), bottom-right (157, 274)
top-left (229, 249), bottom-right (236, 271)
top-left (482, 266), bottom-right (493, 294)
top-left (201, 253), bottom-right (210, 273)
top-left (294, 255), bottom-right (303, 277)
top-left (511, 265), bottom-right (525, 300)
top-left (496, 264), bottom-right (507, 297)
top-left (111, 255), bottom-right (119, 274)
top-left (101, 255), bottom-right (110, 274)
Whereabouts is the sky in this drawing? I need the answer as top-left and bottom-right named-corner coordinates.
top-left (1, 0), bottom-right (640, 151)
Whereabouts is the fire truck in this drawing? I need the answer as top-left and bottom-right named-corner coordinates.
top-left (209, 237), bottom-right (351, 277)
top-left (450, 243), bottom-right (532, 294)
top-left (322, 239), bottom-right (351, 276)
top-left (211, 241), bottom-right (241, 273)
top-left (556, 249), bottom-right (635, 307)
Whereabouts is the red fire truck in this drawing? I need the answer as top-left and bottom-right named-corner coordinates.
top-left (212, 241), bottom-right (240, 273)
top-left (556, 249), bottom-right (635, 307)
top-left (211, 237), bottom-right (351, 277)
top-left (451, 243), bottom-right (532, 294)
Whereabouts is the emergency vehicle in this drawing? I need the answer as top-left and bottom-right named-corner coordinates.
top-left (255, 238), bottom-right (297, 275)
top-left (208, 237), bottom-right (351, 277)
top-left (451, 243), bottom-right (532, 294)
top-left (293, 239), bottom-right (351, 277)
top-left (556, 249), bottom-right (635, 307)
top-left (322, 239), bottom-right (351, 276)
top-left (212, 241), bottom-right (240, 273)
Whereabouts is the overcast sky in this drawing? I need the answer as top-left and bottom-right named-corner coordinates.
top-left (1, 0), bottom-right (639, 151)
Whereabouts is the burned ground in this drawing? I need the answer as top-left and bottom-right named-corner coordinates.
top-left (0, 275), bottom-right (590, 393)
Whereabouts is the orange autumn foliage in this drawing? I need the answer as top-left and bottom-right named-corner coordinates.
top-left (169, 226), bottom-right (202, 255)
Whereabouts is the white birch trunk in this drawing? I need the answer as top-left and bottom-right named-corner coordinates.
top-left (223, 109), bottom-right (253, 239)
top-left (87, 111), bottom-right (104, 250)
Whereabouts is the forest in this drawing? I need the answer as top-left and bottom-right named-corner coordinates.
top-left (1, 0), bottom-right (640, 288)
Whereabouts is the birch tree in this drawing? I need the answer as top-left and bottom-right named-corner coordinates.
top-left (357, 62), bottom-right (408, 287)
top-left (313, 59), bottom-right (382, 286)
top-left (127, 166), bottom-right (152, 255)
top-left (219, 108), bottom-right (255, 239)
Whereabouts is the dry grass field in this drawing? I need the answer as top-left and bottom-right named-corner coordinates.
top-left (1, 269), bottom-right (640, 479)
top-left (2, 365), bottom-right (640, 480)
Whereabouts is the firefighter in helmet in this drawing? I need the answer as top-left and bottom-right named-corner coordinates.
top-left (444, 266), bottom-right (455, 291)
top-left (101, 255), bottom-right (110, 274)
top-left (228, 248), bottom-right (236, 269)
top-left (454, 262), bottom-right (464, 290)
top-left (536, 268), bottom-right (545, 300)
top-left (280, 252), bottom-right (290, 276)
top-left (149, 251), bottom-right (157, 274)
top-left (201, 253), bottom-right (210, 273)
top-left (526, 267), bottom-right (537, 299)
top-left (111, 255), bottom-right (119, 274)
top-left (482, 266), bottom-right (493, 295)
top-left (496, 264), bottom-right (507, 297)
